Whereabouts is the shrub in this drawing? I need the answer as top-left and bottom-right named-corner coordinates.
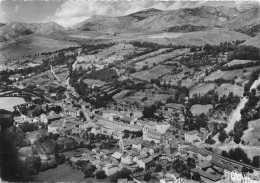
top-left (95, 170), bottom-right (107, 179)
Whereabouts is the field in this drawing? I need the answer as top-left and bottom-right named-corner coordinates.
top-left (21, 70), bottom-right (58, 87)
top-left (37, 164), bottom-right (110, 182)
top-left (189, 83), bottom-right (216, 98)
top-left (215, 83), bottom-right (244, 97)
top-left (134, 48), bottom-right (189, 70)
top-left (204, 66), bottom-right (260, 84)
top-left (190, 104), bottom-right (213, 116)
top-left (123, 88), bottom-right (175, 106)
top-left (225, 59), bottom-right (255, 67)
top-left (0, 97), bottom-right (26, 111)
top-left (131, 65), bottom-right (172, 81)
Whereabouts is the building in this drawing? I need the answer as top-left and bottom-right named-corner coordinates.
top-left (40, 113), bottom-right (48, 123)
top-left (190, 168), bottom-right (221, 183)
top-left (120, 116), bottom-right (137, 125)
top-left (184, 130), bottom-right (201, 143)
top-left (9, 74), bottom-right (23, 81)
top-left (47, 114), bottom-right (62, 123)
top-left (143, 130), bottom-right (164, 144)
top-left (64, 107), bottom-right (80, 118)
top-left (102, 164), bottom-right (118, 176)
top-left (138, 157), bottom-right (153, 169)
top-left (156, 122), bottom-right (171, 133)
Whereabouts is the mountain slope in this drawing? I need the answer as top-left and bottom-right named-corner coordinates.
top-left (0, 21), bottom-right (65, 41)
top-left (74, 15), bottom-right (138, 32)
top-left (242, 34), bottom-right (260, 48)
top-left (126, 8), bottom-right (163, 21)
top-left (130, 6), bottom-right (242, 33)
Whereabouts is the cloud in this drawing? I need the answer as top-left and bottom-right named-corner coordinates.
top-left (53, 0), bottom-right (259, 27)
top-left (0, 3), bottom-right (5, 22)
top-left (14, 5), bottom-right (19, 12)
top-left (54, 1), bottom-right (207, 27)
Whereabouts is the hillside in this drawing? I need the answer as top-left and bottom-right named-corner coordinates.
top-left (0, 21), bottom-right (64, 41)
top-left (137, 29), bottom-right (251, 46)
top-left (74, 15), bottom-right (138, 32)
top-left (131, 6), bottom-right (241, 33)
top-left (74, 5), bottom-right (260, 34)
top-left (126, 8), bottom-right (163, 21)
top-left (242, 34), bottom-right (260, 48)
top-left (0, 35), bottom-right (77, 60)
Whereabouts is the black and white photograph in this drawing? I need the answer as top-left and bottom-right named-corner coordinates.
top-left (0, 0), bottom-right (260, 182)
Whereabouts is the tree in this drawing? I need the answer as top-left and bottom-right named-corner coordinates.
top-left (95, 170), bottom-right (107, 179)
top-left (142, 105), bottom-right (157, 119)
top-left (143, 172), bottom-right (152, 182)
top-left (83, 164), bottom-right (96, 178)
top-left (192, 172), bottom-right (201, 181)
top-left (218, 130), bottom-right (228, 143)
top-left (221, 150), bottom-right (229, 158)
top-left (154, 164), bottom-right (163, 172)
top-left (25, 156), bottom-right (41, 172)
top-left (252, 156), bottom-right (260, 168)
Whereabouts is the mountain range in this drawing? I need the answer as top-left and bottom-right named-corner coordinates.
top-left (73, 6), bottom-right (260, 35)
top-left (1, 5), bottom-right (260, 44)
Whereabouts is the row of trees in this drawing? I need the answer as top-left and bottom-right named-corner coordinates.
top-left (221, 147), bottom-right (259, 168)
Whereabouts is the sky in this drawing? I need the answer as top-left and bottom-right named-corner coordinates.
top-left (0, 0), bottom-right (259, 28)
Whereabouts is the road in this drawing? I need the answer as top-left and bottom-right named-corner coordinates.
top-left (50, 65), bottom-right (61, 83)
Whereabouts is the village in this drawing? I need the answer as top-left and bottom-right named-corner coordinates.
top-left (1, 77), bottom-right (260, 183)
top-left (0, 23), bottom-right (260, 183)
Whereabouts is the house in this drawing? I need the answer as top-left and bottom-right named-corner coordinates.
top-left (156, 122), bottom-right (170, 133)
top-left (117, 179), bottom-right (128, 183)
top-left (132, 141), bottom-right (142, 150)
top-left (120, 116), bottom-right (137, 125)
top-left (188, 148), bottom-right (212, 161)
top-left (143, 130), bottom-right (164, 144)
top-left (64, 107), bottom-right (79, 118)
top-left (111, 152), bottom-right (122, 160)
top-left (80, 101), bottom-right (91, 110)
top-left (121, 154), bottom-right (133, 164)
top-left (47, 114), bottom-right (62, 123)
top-left (138, 157), bottom-right (153, 169)
top-left (160, 177), bottom-right (174, 183)
top-left (102, 164), bottom-right (118, 176)
top-left (197, 160), bottom-right (213, 170)
top-left (14, 116), bottom-right (27, 127)
top-left (190, 168), bottom-right (221, 183)
top-left (40, 113), bottom-right (48, 123)
top-left (48, 123), bottom-right (60, 134)
top-left (133, 153), bottom-right (148, 163)
top-left (184, 130), bottom-right (201, 143)
top-left (9, 74), bottom-right (22, 81)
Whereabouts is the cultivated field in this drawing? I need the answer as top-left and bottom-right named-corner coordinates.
top-left (189, 83), bottom-right (217, 98)
top-left (134, 48), bottom-right (189, 70)
top-left (131, 65), bottom-right (172, 81)
top-left (216, 83), bottom-right (244, 97)
top-left (204, 66), bottom-right (260, 83)
top-left (225, 59), bottom-right (255, 67)
top-left (190, 104), bottom-right (213, 116)
top-left (37, 164), bottom-right (110, 182)
top-left (0, 97), bottom-right (26, 111)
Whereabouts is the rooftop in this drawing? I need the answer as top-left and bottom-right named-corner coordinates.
top-left (184, 130), bottom-right (199, 135)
